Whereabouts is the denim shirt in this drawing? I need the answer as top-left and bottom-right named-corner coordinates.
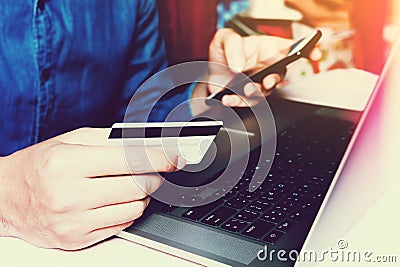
top-left (0, 0), bottom-right (192, 156)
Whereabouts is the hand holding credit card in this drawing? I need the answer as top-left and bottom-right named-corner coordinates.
top-left (206, 30), bottom-right (322, 106)
top-left (108, 121), bottom-right (223, 165)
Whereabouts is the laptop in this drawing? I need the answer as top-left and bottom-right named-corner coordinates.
top-left (117, 36), bottom-right (398, 266)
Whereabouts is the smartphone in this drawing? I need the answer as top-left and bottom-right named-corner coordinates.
top-left (205, 30), bottom-right (322, 106)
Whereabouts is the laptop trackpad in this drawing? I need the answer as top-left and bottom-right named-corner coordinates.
top-left (124, 214), bottom-right (263, 265)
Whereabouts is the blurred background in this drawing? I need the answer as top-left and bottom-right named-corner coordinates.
top-left (157, 0), bottom-right (399, 76)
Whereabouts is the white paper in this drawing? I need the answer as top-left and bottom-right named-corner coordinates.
top-left (279, 68), bottom-right (379, 111)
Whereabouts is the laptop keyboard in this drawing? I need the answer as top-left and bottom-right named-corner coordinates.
top-left (178, 115), bottom-right (355, 244)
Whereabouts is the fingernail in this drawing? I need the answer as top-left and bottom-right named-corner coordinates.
top-left (177, 156), bottom-right (186, 170)
top-left (223, 96), bottom-right (238, 106)
top-left (222, 96), bottom-right (233, 105)
top-left (264, 77), bottom-right (277, 89)
top-left (244, 83), bottom-right (258, 96)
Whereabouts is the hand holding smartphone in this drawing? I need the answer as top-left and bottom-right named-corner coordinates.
top-left (205, 30), bottom-right (322, 106)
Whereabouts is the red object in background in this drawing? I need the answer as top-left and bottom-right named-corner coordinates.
top-left (257, 23), bottom-right (292, 38)
top-left (351, 0), bottom-right (389, 74)
top-left (158, 0), bottom-right (218, 65)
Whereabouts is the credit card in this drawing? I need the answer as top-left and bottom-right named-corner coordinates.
top-left (108, 121), bottom-right (223, 164)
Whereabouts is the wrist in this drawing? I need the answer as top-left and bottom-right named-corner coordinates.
top-left (0, 156), bottom-right (18, 237)
top-left (0, 156), bottom-right (9, 236)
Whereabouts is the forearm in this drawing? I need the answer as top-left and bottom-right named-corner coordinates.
top-left (0, 155), bottom-right (24, 239)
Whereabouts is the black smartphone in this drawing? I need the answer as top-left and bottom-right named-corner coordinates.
top-left (205, 30), bottom-right (322, 106)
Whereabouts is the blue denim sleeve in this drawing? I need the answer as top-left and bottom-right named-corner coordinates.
top-left (121, 0), bottom-right (194, 123)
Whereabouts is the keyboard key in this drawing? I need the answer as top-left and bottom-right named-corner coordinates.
top-left (282, 180), bottom-right (297, 189)
top-left (290, 191), bottom-right (304, 198)
top-left (258, 191), bottom-right (282, 204)
top-left (264, 172), bottom-right (280, 184)
top-left (274, 201), bottom-right (298, 213)
top-left (299, 183), bottom-right (314, 191)
top-left (247, 200), bottom-right (271, 213)
top-left (238, 191), bottom-right (261, 200)
top-left (306, 178), bottom-right (322, 188)
top-left (248, 183), bottom-right (268, 193)
top-left (235, 209), bottom-right (260, 222)
top-left (300, 201), bottom-right (315, 211)
top-left (296, 187), bottom-right (312, 195)
top-left (181, 200), bottom-right (223, 221)
top-left (276, 220), bottom-right (296, 232)
top-left (221, 218), bottom-right (248, 232)
top-left (271, 184), bottom-right (292, 195)
top-left (201, 206), bottom-right (236, 226)
top-left (225, 196), bottom-right (249, 209)
top-left (311, 191), bottom-right (325, 202)
top-left (310, 175), bottom-right (328, 186)
top-left (289, 210), bottom-right (308, 222)
top-left (285, 196), bottom-right (303, 204)
top-left (262, 210), bottom-right (287, 224)
top-left (263, 230), bottom-right (284, 244)
top-left (242, 219), bottom-right (275, 239)
top-left (320, 170), bottom-right (335, 180)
